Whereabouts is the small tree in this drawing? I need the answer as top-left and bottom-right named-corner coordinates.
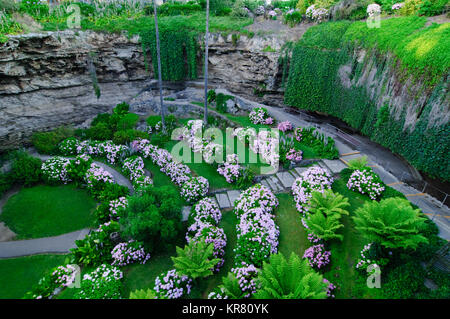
top-left (171, 241), bottom-right (220, 280)
top-left (254, 252), bottom-right (327, 299)
top-left (353, 197), bottom-right (429, 250)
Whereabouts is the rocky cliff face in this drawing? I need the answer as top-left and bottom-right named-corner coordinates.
top-left (0, 30), bottom-right (284, 150)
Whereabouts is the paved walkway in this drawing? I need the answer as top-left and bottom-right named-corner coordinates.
top-left (0, 228), bottom-right (90, 258)
top-left (215, 88), bottom-right (450, 241)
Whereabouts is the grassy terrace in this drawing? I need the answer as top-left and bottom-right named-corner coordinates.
top-left (0, 184), bottom-right (96, 239)
top-left (0, 254), bottom-right (67, 299)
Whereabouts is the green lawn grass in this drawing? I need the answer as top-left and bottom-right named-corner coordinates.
top-left (121, 209), bottom-right (238, 299)
top-left (0, 254), bottom-right (67, 299)
top-left (0, 185), bottom-right (96, 239)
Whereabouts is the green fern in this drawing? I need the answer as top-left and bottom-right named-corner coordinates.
top-left (129, 288), bottom-right (158, 299)
top-left (254, 252), bottom-right (327, 299)
top-left (171, 241), bottom-right (220, 280)
top-left (353, 197), bottom-right (429, 250)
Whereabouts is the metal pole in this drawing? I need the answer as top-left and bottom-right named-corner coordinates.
top-left (153, 0), bottom-right (165, 131)
top-left (203, 0), bottom-right (209, 126)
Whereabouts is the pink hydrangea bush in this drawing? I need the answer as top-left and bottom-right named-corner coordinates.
top-left (234, 184), bottom-right (279, 267)
top-left (324, 278), bottom-right (336, 298)
top-left (190, 197), bottom-right (222, 225)
top-left (277, 121), bottom-right (293, 132)
top-left (367, 3), bottom-right (381, 16)
top-left (41, 156), bottom-right (72, 184)
top-left (186, 221), bottom-right (227, 271)
top-left (286, 148), bottom-right (303, 162)
top-left (58, 137), bottom-right (80, 156)
top-left (111, 240), bottom-right (150, 267)
top-left (77, 264), bottom-right (123, 299)
top-left (217, 154), bottom-right (242, 183)
top-left (84, 162), bottom-right (114, 191)
top-left (292, 166), bottom-right (333, 215)
top-left (303, 244), bottom-right (331, 269)
top-left (52, 264), bottom-right (78, 287)
top-left (122, 156), bottom-right (145, 182)
top-left (231, 262), bottom-right (260, 298)
top-left (249, 107), bottom-right (273, 125)
top-left (109, 197), bottom-right (128, 219)
top-left (154, 269), bottom-right (192, 299)
top-left (294, 127), bottom-right (303, 142)
top-left (180, 176), bottom-right (209, 204)
top-left (164, 161), bottom-right (191, 187)
top-left (306, 5), bottom-right (329, 22)
top-left (250, 130), bottom-right (280, 167)
top-left (347, 169), bottom-right (384, 200)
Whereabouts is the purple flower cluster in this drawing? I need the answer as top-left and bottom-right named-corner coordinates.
top-left (355, 243), bottom-right (373, 270)
top-left (217, 154), bottom-right (241, 183)
top-left (78, 264), bottom-right (123, 299)
top-left (191, 197), bottom-right (222, 225)
top-left (277, 121), bottom-right (293, 132)
top-left (392, 2), bottom-right (404, 10)
top-left (367, 3), bottom-right (381, 16)
top-left (294, 127), bottom-right (303, 142)
top-left (75, 140), bottom-right (127, 165)
top-left (323, 278), bottom-right (336, 298)
top-left (186, 221), bottom-right (227, 271)
top-left (122, 156), bottom-right (146, 181)
top-left (249, 107), bottom-right (273, 125)
top-left (234, 184), bottom-right (279, 267)
top-left (109, 197), bottom-right (128, 219)
top-left (131, 138), bottom-right (192, 187)
top-left (52, 264), bottom-right (78, 287)
top-left (307, 233), bottom-right (322, 243)
top-left (154, 269), bottom-right (192, 299)
top-left (231, 263), bottom-right (260, 298)
top-left (303, 244), bottom-right (331, 269)
top-left (286, 148), bottom-right (303, 162)
top-left (292, 166), bottom-right (333, 215)
top-left (306, 5), bottom-right (329, 22)
top-left (180, 176), bottom-right (209, 204)
top-left (41, 156), bottom-right (72, 184)
top-left (84, 163), bottom-right (114, 189)
top-left (58, 137), bottom-right (80, 156)
top-left (111, 240), bottom-right (150, 267)
top-left (347, 169), bottom-right (384, 200)
top-left (249, 130), bottom-right (280, 168)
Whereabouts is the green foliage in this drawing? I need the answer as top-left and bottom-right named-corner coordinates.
top-left (347, 156), bottom-right (369, 171)
top-left (96, 183), bottom-right (129, 202)
top-left (129, 288), bottom-right (158, 299)
top-left (88, 122), bottom-right (114, 141)
top-left (215, 93), bottom-right (233, 113)
top-left (31, 126), bottom-right (74, 155)
top-left (141, 27), bottom-right (198, 81)
top-left (207, 89), bottom-right (217, 103)
top-left (305, 190), bottom-right (350, 241)
top-left (353, 197), bottom-right (429, 250)
top-left (0, 172), bottom-right (12, 196)
top-left (383, 261), bottom-right (426, 298)
top-left (254, 252), bottom-right (327, 299)
top-left (113, 102), bottom-right (130, 116)
top-left (9, 151), bottom-right (42, 186)
top-left (117, 113), bottom-right (140, 131)
top-left (417, 0), bottom-right (449, 16)
top-left (285, 18), bottom-right (450, 180)
top-left (214, 272), bottom-right (248, 299)
top-left (172, 241), bottom-right (220, 280)
top-left (157, 2), bottom-right (202, 16)
top-left (284, 10), bottom-right (303, 27)
top-left (113, 129), bottom-right (149, 145)
top-left (70, 221), bottom-right (120, 267)
top-left (91, 113), bottom-right (111, 127)
top-left (119, 186), bottom-right (182, 252)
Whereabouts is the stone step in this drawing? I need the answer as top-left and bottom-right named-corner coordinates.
top-left (293, 166), bottom-right (309, 177)
top-left (276, 171), bottom-right (296, 189)
top-left (215, 192), bottom-right (231, 209)
top-left (260, 179), bottom-right (272, 190)
top-left (321, 159), bottom-right (348, 175)
top-left (227, 190), bottom-right (241, 207)
top-left (267, 176), bottom-right (284, 192)
top-left (289, 168), bottom-right (300, 178)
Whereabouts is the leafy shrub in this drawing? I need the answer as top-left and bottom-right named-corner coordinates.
top-left (76, 264), bottom-right (123, 299)
top-left (216, 93), bottom-right (233, 113)
top-left (0, 0), bottom-right (19, 13)
top-left (113, 102), bottom-right (130, 116)
top-left (119, 186), bottom-right (183, 252)
top-left (117, 113), bottom-right (139, 131)
top-left (10, 151), bottom-right (42, 186)
top-left (91, 113), bottom-right (111, 127)
top-left (32, 126), bottom-right (74, 155)
top-left (383, 261), bottom-right (426, 299)
top-left (87, 122), bottom-right (113, 141)
top-left (157, 2), bottom-right (202, 16)
top-left (113, 129), bottom-right (148, 145)
top-left (207, 89), bottom-right (217, 103)
top-left (284, 10), bottom-right (303, 26)
top-left (96, 183), bottom-right (129, 202)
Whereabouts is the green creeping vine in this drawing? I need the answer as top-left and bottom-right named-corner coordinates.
top-left (284, 19), bottom-right (450, 181)
top-left (141, 28), bottom-right (198, 81)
